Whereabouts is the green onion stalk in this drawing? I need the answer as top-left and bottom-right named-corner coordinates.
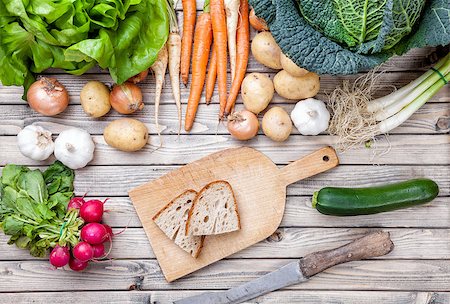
top-left (327, 53), bottom-right (450, 150)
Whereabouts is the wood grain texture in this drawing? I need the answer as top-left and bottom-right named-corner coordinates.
top-left (1, 194), bottom-right (441, 229)
top-left (0, 259), bottom-right (449, 292)
top-left (0, 165), bottom-right (447, 197)
top-left (2, 72), bottom-right (449, 106)
top-left (2, 228), bottom-right (449, 260)
top-left (0, 14), bottom-right (448, 300)
top-left (1, 134), bottom-right (449, 166)
top-left (129, 147), bottom-right (337, 281)
top-left (1, 102), bottom-right (448, 136)
top-left (2, 290), bottom-right (449, 304)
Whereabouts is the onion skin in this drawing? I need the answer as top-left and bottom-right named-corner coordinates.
top-left (127, 70), bottom-right (149, 84)
top-left (27, 77), bottom-right (69, 116)
top-left (110, 83), bottom-right (144, 114)
top-left (227, 110), bottom-right (259, 140)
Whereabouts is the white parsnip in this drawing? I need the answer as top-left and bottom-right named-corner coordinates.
top-left (167, 0), bottom-right (182, 135)
top-left (151, 45), bottom-right (168, 146)
top-left (224, 0), bottom-right (240, 81)
top-left (168, 34), bottom-right (182, 135)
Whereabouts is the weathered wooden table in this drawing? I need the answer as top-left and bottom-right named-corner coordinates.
top-left (0, 6), bottom-right (449, 303)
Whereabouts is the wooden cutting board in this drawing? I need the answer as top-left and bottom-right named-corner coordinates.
top-left (129, 146), bottom-right (338, 282)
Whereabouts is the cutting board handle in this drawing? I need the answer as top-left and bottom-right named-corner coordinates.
top-left (279, 146), bottom-right (339, 186)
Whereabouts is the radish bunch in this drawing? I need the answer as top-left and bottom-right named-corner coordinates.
top-left (49, 197), bottom-right (114, 271)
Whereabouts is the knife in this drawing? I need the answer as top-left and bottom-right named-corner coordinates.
top-left (174, 231), bottom-right (394, 304)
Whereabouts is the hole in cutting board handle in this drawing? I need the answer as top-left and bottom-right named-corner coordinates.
top-left (323, 155), bottom-right (330, 162)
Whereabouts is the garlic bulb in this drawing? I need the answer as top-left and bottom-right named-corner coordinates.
top-left (17, 125), bottom-right (54, 161)
top-left (54, 128), bottom-right (95, 169)
top-left (290, 98), bottom-right (330, 135)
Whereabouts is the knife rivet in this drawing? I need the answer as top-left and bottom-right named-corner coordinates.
top-left (347, 253), bottom-right (352, 258)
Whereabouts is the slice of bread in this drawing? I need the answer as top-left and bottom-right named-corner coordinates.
top-left (186, 181), bottom-right (241, 236)
top-left (153, 190), bottom-right (204, 258)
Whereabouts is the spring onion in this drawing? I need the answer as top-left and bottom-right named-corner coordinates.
top-left (328, 53), bottom-right (450, 150)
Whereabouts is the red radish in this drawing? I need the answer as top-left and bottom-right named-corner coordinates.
top-left (80, 199), bottom-right (105, 223)
top-left (81, 223), bottom-right (108, 244)
top-left (92, 243), bottom-right (105, 258)
top-left (72, 241), bottom-right (94, 262)
top-left (49, 245), bottom-right (70, 268)
top-left (67, 197), bottom-right (85, 210)
top-left (103, 224), bottom-right (113, 239)
top-left (69, 258), bottom-right (89, 271)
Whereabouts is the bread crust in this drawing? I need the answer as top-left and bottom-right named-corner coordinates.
top-left (193, 236), bottom-right (205, 258)
top-left (152, 189), bottom-right (197, 221)
top-left (153, 189), bottom-right (204, 258)
top-left (186, 180), bottom-right (240, 236)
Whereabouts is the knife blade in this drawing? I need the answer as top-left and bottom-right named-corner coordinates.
top-left (174, 261), bottom-right (306, 304)
top-left (174, 231), bottom-right (394, 304)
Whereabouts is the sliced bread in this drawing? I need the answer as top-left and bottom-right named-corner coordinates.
top-left (153, 190), bottom-right (204, 258)
top-left (186, 181), bottom-right (240, 236)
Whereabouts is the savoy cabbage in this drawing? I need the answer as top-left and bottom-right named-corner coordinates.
top-left (250, 0), bottom-right (450, 74)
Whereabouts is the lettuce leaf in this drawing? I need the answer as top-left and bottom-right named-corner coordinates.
top-left (0, 0), bottom-right (168, 92)
top-left (251, 0), bottom-right (450, 75)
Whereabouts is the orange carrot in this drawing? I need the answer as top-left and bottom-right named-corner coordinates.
top-left (205, 46), bottom-right (217, 104)
top-left (180, 0), bottom-right (196, 85)
top-left (249, 8), bottom-right (269, 31)
top-left (210, 0), bottom-right (228, 119)
top-left (184, 6), bottom-right (213, 131)
top-left (224, 0), bottom-right (249, 116)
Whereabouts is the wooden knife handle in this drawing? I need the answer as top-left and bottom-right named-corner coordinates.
top-left (299, 231), bottom-right (394, 278)
top-left (279, 146), bottom-right (339, 186)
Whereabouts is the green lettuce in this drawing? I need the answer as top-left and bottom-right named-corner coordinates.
top-left (250, 0), bottom-right (450, 75)
top-left (0, 0), bottom-right (169, 92)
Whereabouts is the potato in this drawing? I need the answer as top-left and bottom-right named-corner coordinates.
top-left (262, 107), bottom-right (292, 142)
top-left (80, 81), bottom-right (111, 118)
top-left (251, 32), bottom-right (282, 69)
top-left (280, 53), bottom-right (309, 77)
top-left (273, 70), bottom-right (320, 100)
top-left (104, 118), bottom-right (148, 152)
top-left (241, 73), bottom-right (274, 114)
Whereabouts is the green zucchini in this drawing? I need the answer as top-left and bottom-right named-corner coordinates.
top-left (312, 178), bottom-right (439, 216)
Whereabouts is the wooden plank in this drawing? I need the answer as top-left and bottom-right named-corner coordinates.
top-left (2, 228), bottom-right (449, 261)
top-left (1, 102), bottom-right (448, 136)
top-left (89, 196), bottom-right (450, 228)
top-left (0, 165), bottom-right (447, 197)
top-left (43, 46), bottom-right (446, 74)
top-left (1, 134), bottom-right (449, 166)
top-left (1, 290), bottom-right (449, 304)
top-left (0, 259), bottom-right (448, 291)
top-left (2, 194), bottom-right (447, 231)
top-left (1, 71), bottom-right (449, 105)
top-left (7, 193), bottom-right (439, 229)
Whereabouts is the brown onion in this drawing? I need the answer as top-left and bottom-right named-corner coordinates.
top-left (27, 77), bottom-right (69, 116)
top-left (110, 83), bottom-right (144, 114)
top-left (249, 9), bottom-right (269, 32)
top-left (127, 70), bottom-right (149, 84)
top-left (227, 110), bottom-right (259, 140)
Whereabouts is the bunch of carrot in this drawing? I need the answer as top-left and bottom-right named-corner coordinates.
top-left (183, 0), bottom-right (250, 131)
